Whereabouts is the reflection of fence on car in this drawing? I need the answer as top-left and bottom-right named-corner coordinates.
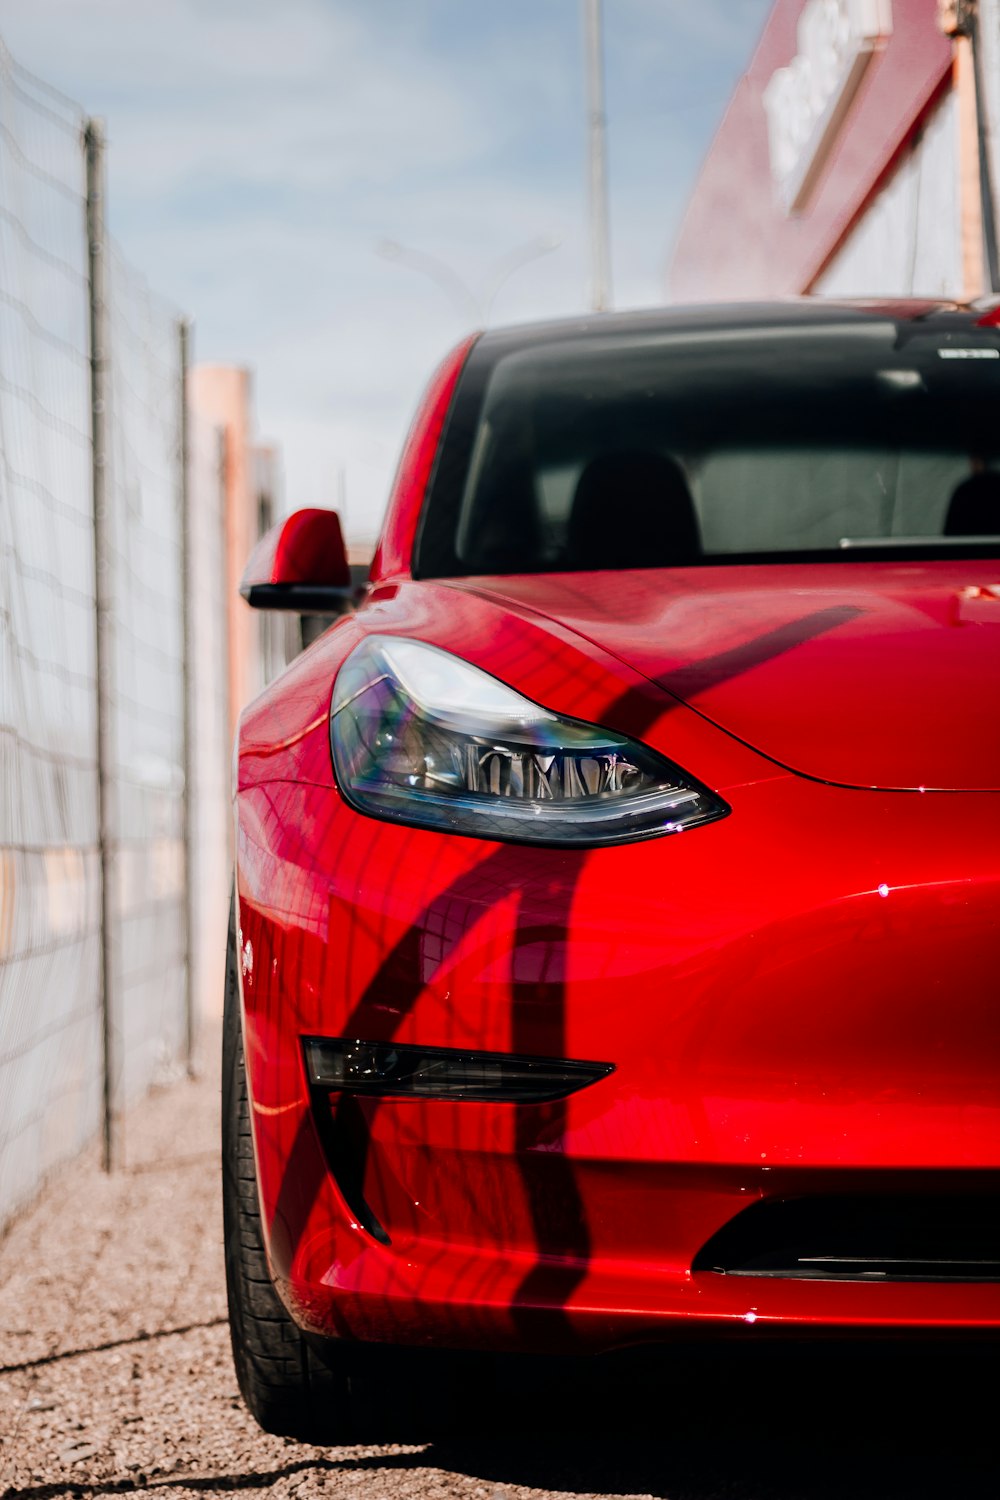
top-left (0, 40), bottom-right (229, 1230)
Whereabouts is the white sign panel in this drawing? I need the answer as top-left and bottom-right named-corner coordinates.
top-left (763, 0), bottom-right (893, 212)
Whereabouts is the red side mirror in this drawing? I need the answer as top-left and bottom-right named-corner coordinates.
top-left (240, 508), bottom-right (353, 611)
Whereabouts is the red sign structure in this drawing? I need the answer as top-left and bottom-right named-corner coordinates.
top-left (669, 0), bottom-right (953, 300)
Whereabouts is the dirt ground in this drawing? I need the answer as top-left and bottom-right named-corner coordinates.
top-left (2, 1025), bottom-right (998, 1500)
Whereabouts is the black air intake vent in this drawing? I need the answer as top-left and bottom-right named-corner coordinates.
top-left (694, 1194), bottom-right (1000, 1282)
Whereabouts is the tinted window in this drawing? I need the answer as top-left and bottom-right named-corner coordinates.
top-left (416, 323), bottom-right (1000, 576)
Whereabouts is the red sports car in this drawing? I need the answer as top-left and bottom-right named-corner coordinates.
top-left (223, 300), bottom-right (1000, 1441)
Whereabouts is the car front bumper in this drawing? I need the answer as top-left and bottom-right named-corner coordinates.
top-left (236, 762), bottom-right (1000, 1350)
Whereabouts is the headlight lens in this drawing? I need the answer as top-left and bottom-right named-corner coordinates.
top-left (330, 635), bottom-right (728, 846)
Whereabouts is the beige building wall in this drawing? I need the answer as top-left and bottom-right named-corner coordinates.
top-left (186, 365), bottom-right (291, 1018)
top-left (186, 407), bottom-right (232, 1024)
top-left (187, 365), bottom-right (261, 748)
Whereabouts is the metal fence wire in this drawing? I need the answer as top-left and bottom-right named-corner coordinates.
top-left (0, 40), bottom-right (219, 1228)
top-left (104, 240), bottom-right (187, 1124)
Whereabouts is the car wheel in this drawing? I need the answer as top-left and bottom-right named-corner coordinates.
top-left (223, 889), bottom-right (486, 1442)
top-left (222, 890), bottom-right (352, 1443)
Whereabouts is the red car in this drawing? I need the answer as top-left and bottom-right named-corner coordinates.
top-left (223, 300), bottom-right (1000, 1441)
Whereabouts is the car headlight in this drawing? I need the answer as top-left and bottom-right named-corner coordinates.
top-left (329, 635), bottom-right (729, 846)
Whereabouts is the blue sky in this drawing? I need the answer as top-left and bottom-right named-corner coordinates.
top-left (1, 0), bottom-right (770, 542)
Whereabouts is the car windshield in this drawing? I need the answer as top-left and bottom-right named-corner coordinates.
top-left (415, 321), bottom-right (1000, 576)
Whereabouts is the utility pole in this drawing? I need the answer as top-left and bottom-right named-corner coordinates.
top-left (940, 1), bottom-right (999, 293)
top-left (584, 0), bottom-right (612, 311)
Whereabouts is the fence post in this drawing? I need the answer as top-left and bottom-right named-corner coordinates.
top-left (179, 318), bottom-right (197, 1077)
top-left (85, 118), bottom-right (118, 1172)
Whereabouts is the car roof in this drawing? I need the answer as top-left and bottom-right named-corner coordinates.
top-left (475, 297), bottom-right (1000, 355)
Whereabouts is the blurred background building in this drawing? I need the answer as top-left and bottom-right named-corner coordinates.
top-left (671, 0), bottom-right (1000, 303)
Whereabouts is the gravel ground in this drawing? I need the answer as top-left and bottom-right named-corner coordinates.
top-left (2, 1026), bottom-right (999, 1500)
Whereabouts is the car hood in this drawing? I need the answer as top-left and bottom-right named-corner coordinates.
top-left (454, 561), bottom-right (1000, 791)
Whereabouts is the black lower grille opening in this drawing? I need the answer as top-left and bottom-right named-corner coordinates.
top-left (311, 1091), bottom-right (391, 1246)
top-left (694, 1194), bottom-right (1000, 1282)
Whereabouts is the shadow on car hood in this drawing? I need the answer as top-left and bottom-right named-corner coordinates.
top-left (460, 561), bottom-right (1000, 792)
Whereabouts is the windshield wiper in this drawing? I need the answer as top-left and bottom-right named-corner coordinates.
top-left (838, 534), bottom-right (1000, 548)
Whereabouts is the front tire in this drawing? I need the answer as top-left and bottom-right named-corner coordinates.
top-left (222, 889), bottom-right (483, 1442)
top-left (222, 891), bottom-right (347, 1442)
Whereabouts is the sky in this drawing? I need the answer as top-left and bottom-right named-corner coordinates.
top-left (0, 0), bottom-right (771, 544)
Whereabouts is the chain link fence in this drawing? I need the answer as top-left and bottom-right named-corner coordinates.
top-left (104, 240), bottom-right (187, 1124)
top-left (0, 41), bottom-right (228, 1228)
